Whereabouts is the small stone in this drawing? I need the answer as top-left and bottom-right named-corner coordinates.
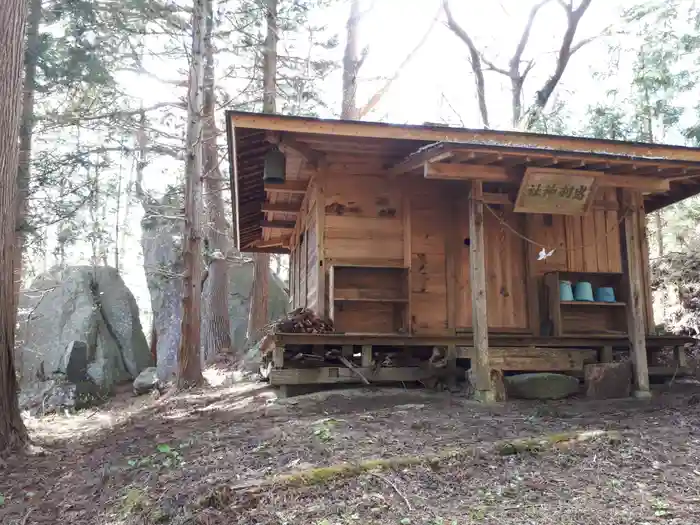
top-left (505, 373), bottom-right (580, 400)
top-left (133, 367), bottom-right (160, 396)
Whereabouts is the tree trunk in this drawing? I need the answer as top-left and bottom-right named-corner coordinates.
top-left (0, 0), bottom-right (29, 456)
top-left (201, 0), bottom-right (232, 362)
top-left (247, 0), bottom-right (277, 344)
top-left (15, 0), bottom-right (41, 302)
top-left (341, 0), bottom-right (360, 119)
top-left (178, 0), bottom-right (206, 388)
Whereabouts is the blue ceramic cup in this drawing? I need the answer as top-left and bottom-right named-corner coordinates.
top-left (595, 286), bottom-right (616, 303)
top-left (573, 281), bottom-right (594, 301)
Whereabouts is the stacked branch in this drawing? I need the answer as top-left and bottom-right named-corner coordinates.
top-left (267, 308), bottom-right (335, 335)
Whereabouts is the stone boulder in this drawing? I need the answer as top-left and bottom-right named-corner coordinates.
top-left (505, 373), bottom-right (580, 400)
top-left (227, 258), bottom-right (289, 352)
top-left (18, 266), bottom-right (152, 391)
top-left (133, 367), bottom-right (160, 395)
top-left (584, 362), bottom-right (632, 399)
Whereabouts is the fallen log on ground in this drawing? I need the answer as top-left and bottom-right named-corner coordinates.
top-left (199, 429), bottom-right (623, 507)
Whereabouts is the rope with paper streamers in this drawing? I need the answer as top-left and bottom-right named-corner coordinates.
top-left (481, 198), bottom-right (630, 261)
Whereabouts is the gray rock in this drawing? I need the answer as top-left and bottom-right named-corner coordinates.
top-left (505, 373), bottom-right (580, 400)
top-left (141, 196), bottom-right (289, 381)
top-left (18, 266), bottom-right (151, 392)
top-left (18, 374), bottom-right (105, 415)
top-left (226, 258), bottom-right (289, 352)
top-left (62, 341), bottom-right (89, 382)
top-left (133, 367), bottom-right (160, 395)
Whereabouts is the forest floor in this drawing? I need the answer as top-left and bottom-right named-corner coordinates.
top-left (2, 367), bottom-right (700, 525)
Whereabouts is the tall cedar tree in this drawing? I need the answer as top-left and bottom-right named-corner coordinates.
top-left (178, 0), bottom-right (208, 388)
top-left (0, 0), bottom-right (29, 455)
top-left (247, 0), bottom-right (278, 343)
top-left (201, 0), bottom-right (233, 358)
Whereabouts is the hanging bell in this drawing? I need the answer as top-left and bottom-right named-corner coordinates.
top-left (263, 145), bottom-right (286, 184)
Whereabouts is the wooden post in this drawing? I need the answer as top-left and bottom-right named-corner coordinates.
top-left (316, 175), bottom-right (327, 317)
top-left (445, 187), bottom-right (459, 381)
top-left (469, 181), bottom-right (493, 401)
top-left (622, 190), bottom-right (651, 398)
top-left (361, 345), bottom-right (373, 367)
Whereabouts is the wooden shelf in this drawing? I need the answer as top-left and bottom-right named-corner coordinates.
top-left (329, 265), bottom-right (410, 333)
top-left (334, 297), bottom-right (409, 303)
top-left (544, 271), bottom-right (628, 337)
top-left (333, 288), bottom-right (407, 303)
top-left (561, 301), bottom-right (626, 307)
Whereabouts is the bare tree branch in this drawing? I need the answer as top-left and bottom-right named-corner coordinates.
top-left (443, 0), bottom-right (490, 128)
top-left (524, 0), bottom-right (593, 129)
top-left (357, 7), bottom-right (441, 119)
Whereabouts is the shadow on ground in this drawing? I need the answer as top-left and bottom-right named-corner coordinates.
top-left (1, 379), bottom-right (700, 524)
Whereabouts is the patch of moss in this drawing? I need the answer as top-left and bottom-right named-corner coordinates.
top-left (201, 429), bottom-right (624, 503)
top-left (119, 487), bottom-right (150, 517)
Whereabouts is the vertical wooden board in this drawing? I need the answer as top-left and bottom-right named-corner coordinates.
top-left (605, 210), bottom-right (622, 273)
top-left (484, 209), bottom-right (528, 329)
top-left (402, 183), bottom-right (413, 333)
top-left (316, 176), bottom-right (327, 317)
top-left (593, 210), bottom-right (609, 272)
top-left (410, 178), bottom-right (449, 335)
top-left (300, 230), bottom-right (307, 306)
top-left (508, 213), bottom-right (529, 329)
top-left (528, 214), bottom-right (567, 275)
top-left (581, 212), bottom-right (598, 271)
top-left (306, 207), bottom-right (318, 308)
top-left (485, 209), bottom-right (506, 327)
top-left (565, 216), bottom-right (585, 271)
top-left (444, 186), bottom-right (460, 334)
top-left (457, 191), bottom-right (472, 328)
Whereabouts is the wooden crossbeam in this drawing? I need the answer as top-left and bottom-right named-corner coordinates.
top-left (260, 220), bottom-right (295, 230)
top-left (268, 132), bottom-right (327, 170)
top-left (261, 201), bottom-right (301, 214)
top-left (253, 236), bottom-right (291, 249)
top-left (424, 162), bottom-right (513, 182)
top-left (264, 180), bottom-right (308, 193)
top-left (595, 174), bottom-right (669, 192)
top-left (424, 162), bottom-right (670, 193)
top-left (387, 142), bottom-right (454, 175)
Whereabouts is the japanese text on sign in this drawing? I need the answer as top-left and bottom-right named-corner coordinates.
top-left (525, 183), bottom-right (589, 201)
top-left (514, 168), bottom-right (599, 215)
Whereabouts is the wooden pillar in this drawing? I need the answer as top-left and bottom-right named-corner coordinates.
top-left (316, 175), bottom-right (327, 317)
top-left (361, 345), bottom-right (373, 367)
top-left (469, 181), bottom-right (493, 401)
top-left (622, 190), bottom-right (651, 398)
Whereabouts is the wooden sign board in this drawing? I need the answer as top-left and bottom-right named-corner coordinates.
top-left (514, 168), bottom-right (599, 215)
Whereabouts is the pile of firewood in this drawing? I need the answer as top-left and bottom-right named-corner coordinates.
top-left (267, 308), bottom-right (334, 334)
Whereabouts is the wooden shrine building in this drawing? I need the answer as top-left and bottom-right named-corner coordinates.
top-left (226, 111), bottom-right (699, 399)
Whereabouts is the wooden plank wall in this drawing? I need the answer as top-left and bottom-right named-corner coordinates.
top-left (288, 177), bottom-right (319, 311)
top-left (527, 188), bottom-right (623, 276)
top-left (321, 172), bottom-right (404, 332)
top-left (324, 173), bottom-right (404, 266)
top-left (316, 171), bottom-right (628, 335)
top-left (410, 178), bottom-right (448, 334)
